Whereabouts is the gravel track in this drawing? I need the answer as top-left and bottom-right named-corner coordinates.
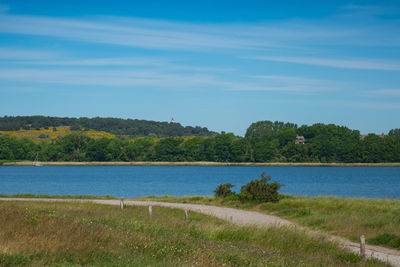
top-left (2, 198), bottom-right (400, 266)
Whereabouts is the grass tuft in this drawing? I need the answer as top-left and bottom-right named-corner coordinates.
top-left (0, 253), bottom-right (30, 266)
top-left (335, 252), bottom-right (361, 263)
top-left (369, 233), bottom-right (400, 249)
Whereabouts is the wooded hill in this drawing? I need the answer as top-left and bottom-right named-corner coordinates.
top-left (0, 116), bottom-right (214, 137)
top-left (0, 118), bottom-right (399, 163)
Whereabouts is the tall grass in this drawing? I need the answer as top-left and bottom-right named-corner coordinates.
top-left (0, 201), bottom-right (389, 266)
top-left (139, 195), bottom-right (400, 250)
top-left (0, 194), bottom-right (117, 200)
top-left (260, 196), bottom-right (400, 246)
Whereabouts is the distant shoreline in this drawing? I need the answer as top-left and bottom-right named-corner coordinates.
top-left (2, 161), bottom-right (400, 167)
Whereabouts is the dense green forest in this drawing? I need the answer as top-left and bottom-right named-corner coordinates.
top-left (0, 116), bottom-right (214, 137)
top-left (1, 119), bottom-right (399, 163)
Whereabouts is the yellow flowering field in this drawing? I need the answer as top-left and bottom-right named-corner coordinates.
top-left (0, 126), bottom-right (115, 143)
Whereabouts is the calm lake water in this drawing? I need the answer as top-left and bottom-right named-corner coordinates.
top-left (0, 166), bottom-right (399, 199)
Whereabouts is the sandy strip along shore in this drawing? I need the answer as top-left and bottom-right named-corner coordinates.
top-left (3, 161), bottom-right (400, 166)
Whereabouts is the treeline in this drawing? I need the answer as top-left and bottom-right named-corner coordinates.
top-left (0, 116), bottom-right (214, 137)
top-left (1, 120), bottom-right (399, 163)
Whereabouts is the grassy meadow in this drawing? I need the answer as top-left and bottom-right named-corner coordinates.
top-left (0, 126), bottom-right (115, 143)
top-left (138, 195), bottom-right (400, 250)
top-left (0, 194), bottom-right (118, 200)
top-left (0, 200), bottom-right (390, 266)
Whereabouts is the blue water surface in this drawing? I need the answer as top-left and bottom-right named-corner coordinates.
top-left (0, 166), bottom-right (399, 199)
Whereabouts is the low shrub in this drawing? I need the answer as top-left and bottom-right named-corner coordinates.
top-left (214, 172), bottom-right (282, 203)
top-left (214, 183), bottom-right (235, 198)
top-left (240, 172), bottom-right (281, 203)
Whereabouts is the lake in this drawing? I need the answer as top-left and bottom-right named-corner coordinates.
top-left (0, 166), bottom-right (399, 199)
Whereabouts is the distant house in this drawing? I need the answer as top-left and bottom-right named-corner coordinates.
top-left (295, 135), bottom-right (306, 144)
top-left (360, 133), bottom-right (385, 139)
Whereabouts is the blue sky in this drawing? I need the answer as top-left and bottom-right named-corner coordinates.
top-left (0, 0), bottom-right (399, 136)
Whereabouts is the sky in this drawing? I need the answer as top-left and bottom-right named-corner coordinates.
top-left (0, 0), bottom-right (399, 136)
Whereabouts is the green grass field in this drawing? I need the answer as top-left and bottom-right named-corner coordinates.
top-left (0, 193), bottom-right (117, 200)
top-left (0, 200), bottom-right (390, 266)
top-left (138, 195), bottom-right (400, 250)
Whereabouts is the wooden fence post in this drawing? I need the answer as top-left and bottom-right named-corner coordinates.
top-left (229, 216), bottom-right (233, 225)
top-left (120, 198), bottom-right (124, 210)
top-left (360, 235), bottom-right (366, 262)
top-left (149, 206), bottom-right (152, 218)
top-left (185, 209), bottom-right (188, 224)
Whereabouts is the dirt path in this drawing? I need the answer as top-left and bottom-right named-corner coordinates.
top-left (2, 198), bottom-right (400, 266)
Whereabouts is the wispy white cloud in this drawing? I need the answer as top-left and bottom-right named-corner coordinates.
top-left (0, 67), bottom-right (326, 93)
top-left (0, 68), bottom-right (228, 89)
top-left (249, 56), bottom-right (400, 71)
top-left (20, 56), bottom-right (234, 72)
top-left (252, 75), bottom-right (324, 85)
top-left (0, 14), bottom-right (265, 51)
top-left (373, 89), bottom-right (400, 96)
top-left (0, 46), bottom-right (236, 73)
top-left (340, 4), bottom-right (400, 16)
top-left (30, 57), bottom-right (168, 67)
top-left (335, 100), bottom-right (400, 110)
top-left (0, 48), bottom-right (58, 60)
top-left (0, 7), bottom-right (399, 97)
top-left (244, 75), bottom-right (338, 92)
top-left (0, 10), bottom-right (399, 53)
top-left (0, 86), bottom-right (44, 93)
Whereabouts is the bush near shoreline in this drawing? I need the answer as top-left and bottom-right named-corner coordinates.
top-left (214, 172), bottom-right (282, 203)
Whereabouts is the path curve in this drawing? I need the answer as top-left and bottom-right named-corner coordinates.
top-left (2, 198), bottom-right (399, 266)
